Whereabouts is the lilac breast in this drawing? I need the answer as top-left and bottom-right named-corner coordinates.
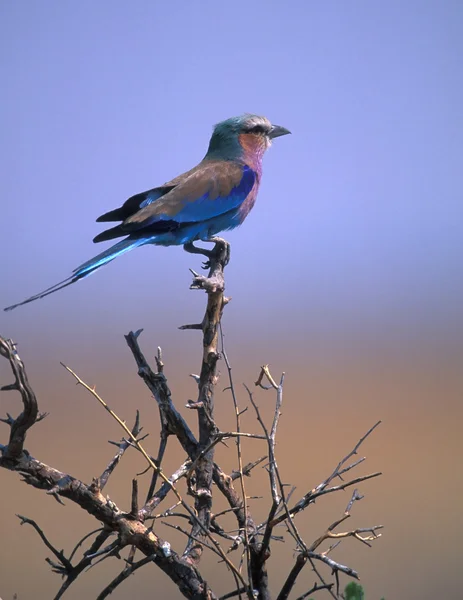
top-left (238, 182), bottom-right (260, 223)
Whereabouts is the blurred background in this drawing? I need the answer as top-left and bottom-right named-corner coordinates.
top-left (1, 1), bottom-right (462, 599)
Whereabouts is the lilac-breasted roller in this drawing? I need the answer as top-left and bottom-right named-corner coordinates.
top-left (5, 114), bottom-right (290, 311)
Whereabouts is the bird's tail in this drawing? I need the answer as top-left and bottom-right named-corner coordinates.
top-left (4, 237), bottom-right (148, 311)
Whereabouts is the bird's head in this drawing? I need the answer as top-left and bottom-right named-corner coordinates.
top-left (205, 114), bottom-right (290, 162)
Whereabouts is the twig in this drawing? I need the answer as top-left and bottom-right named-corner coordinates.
top-left (96, 554), bottom-right (157, 599)
top-left (308, 551), bottom-right (359, 580)
top-left (68, 528), bottom-right (105, 562)
top-left (245, 368), bottom-right (285, 564)
top-left (55, 531), bottom-right (113, 599)
top-left (294, 581), bottom-right (334, 600)
top-left (145, 408), bottom-right (169, 503)
top-left (141, 460), bottom-right (191, 519)
top-left (231, 456), bottom-right (267, 481)
top-left (269, 422), bottom-right (382, 528)
top-left (220, 322), bottom-right (251, 589)
top-left (309, 489), bottom-right (383, 552)
top-left (98, 411), bottom-right (141, 491)
top-left (17, 515), bottom-right (72, 573)
top-left (316, 421), bottom-right (381, 491)
top-left (163, 521), bottom-right (225, 563)
top-left (219, 587), bottom-right (248, 600)
top-left (124, 329), bottom-right (198, 462)
top-left (186, 431), bottom-right (266, 483)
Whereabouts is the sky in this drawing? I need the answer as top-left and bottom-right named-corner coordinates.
top-left (1, 2), bottom-right (462, 599)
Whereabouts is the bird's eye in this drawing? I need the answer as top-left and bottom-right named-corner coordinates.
top-left (247, 124), bottom-right (266, 135)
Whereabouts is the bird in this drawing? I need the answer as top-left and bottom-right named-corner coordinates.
top-left (4, 114), bottom-right (290, 311)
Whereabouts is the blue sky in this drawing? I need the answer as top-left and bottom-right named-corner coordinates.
top-left (2, 0), bottom-right (462, 348)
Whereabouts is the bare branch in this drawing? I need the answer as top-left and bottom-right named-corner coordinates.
top-left (276, 552), bottom-right (308, 600)
top-left (1, 236), bottom-right (384, 600)
top-left (307, 558), bottom-right (338, 600)
top-left (294, 581), bottom-right (334, 600)
top-left (124, 329), bottom-right (198, 459)
top-left (17, 515), bottom-right (72, 574)
top-left (61, 363), bottom-right (248, 597)
top-left (309, 488), bottom-right (383, 554)
top-left (141, 460), bottom-right (191, 519)
top-left (231, 456), bottom-right (267, 480)
top-left (124, 324), bottom-right (262, 557)
top-left (220, 322), bottom-right (252, 588)
top-left (68, 528), bottom-right (105, 563)
top-left (163, 520), bottom-right (246, 600)
top-left (96, 554), bottom-right (157, 600)
top-left (308, 551), bottom-right (360, 580)
top-left (182, 238), bottom-right (229, 565)
top-left (269, 422), bottom-right (382, 528)
top-left (97, 411), bottom-right (141, 491)
top-left (0, 337), bottom-right (38, 460)
top-left (219, 587), bottom-right (248, 600)
top-left (245, 368), bottom-right (285, 564)
top-left (130, 479), bottom-right (139, 518)
top-left (145, 409), bottom-right (169, 503)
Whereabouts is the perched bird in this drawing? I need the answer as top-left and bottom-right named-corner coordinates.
top-left (4, 114), bottom-right (290, 311)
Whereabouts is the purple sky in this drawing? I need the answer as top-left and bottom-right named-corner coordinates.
top-left (2, 0), bottom-right (462, 345)
top-left (1, 2), bottom-right (463, 599)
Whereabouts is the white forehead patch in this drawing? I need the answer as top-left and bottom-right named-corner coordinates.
top-left (245, 115), bottom-right (271, 130)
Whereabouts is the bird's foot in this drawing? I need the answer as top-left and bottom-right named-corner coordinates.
top-left (183, 238), bottom-right (229, 294)
top-left (183, 241), bottom-right (213, 259)
top-left (207, 237), bottom-right (230, 267)
top-left (183, 238), bottom-right (230, 269)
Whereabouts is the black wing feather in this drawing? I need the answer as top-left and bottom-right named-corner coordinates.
top-left (96, 185), bottom-right (175, 222)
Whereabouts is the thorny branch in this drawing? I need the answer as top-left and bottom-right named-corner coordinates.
top-left (1, 238), bottom-right (383, 600)
top-left (181, 238), bottom-right (228, 566)
top-left (62, 359), bottom-right (247, 596)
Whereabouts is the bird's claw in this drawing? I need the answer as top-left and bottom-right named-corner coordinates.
top-left (207, 237), bottom-right (230, 267)
top-left (183, 238), bottom-right (230, 269)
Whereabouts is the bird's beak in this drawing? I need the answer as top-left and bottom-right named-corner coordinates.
top-left (269, 124), bottom-right (291, 139)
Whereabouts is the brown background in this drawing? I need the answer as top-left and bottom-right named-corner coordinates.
top-left (1, 310), bottom-right (462, 600)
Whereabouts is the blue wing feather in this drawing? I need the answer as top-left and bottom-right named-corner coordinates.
top-left (163, 165), bottom-right (256, 223)
top-left (93, 162), bottom-right (257, 243)
top-left (122, 163), bottom-right (256, 231)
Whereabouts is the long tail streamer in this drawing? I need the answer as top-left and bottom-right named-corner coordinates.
top-left (4, 237), bottom-right (147, 311)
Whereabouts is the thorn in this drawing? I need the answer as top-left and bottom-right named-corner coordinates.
top-left (1, 383), bottom-right (18, 392)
